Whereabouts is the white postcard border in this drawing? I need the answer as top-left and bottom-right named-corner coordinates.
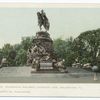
top-left (0, 3), bottom-right (100, 97)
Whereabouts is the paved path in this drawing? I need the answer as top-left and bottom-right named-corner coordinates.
top-left (0, 67), bottom-right (99, 83)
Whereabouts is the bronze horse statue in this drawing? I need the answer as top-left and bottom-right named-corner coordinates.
top-left (37, 10), bottom-right (50, 31)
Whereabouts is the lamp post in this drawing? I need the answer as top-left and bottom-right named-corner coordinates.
top-left (92, 66), bottom-right (99, 81)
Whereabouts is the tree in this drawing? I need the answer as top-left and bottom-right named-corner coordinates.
top-left (13, 36), bottom-right (33, 66)
top-left (53, 37), bottom-right (75, 66)
top-left (8, 50), bottom-right (16, 66)
top-left (2, 44), bottom-right (13, 58)
top-left (14, 44), bottom-right (22, 52)
top-left (53, 38), bottom-right (67, 59)
top-left (0, 49), bottom-right (3, 64)
top-left (15, 49), bottom-right (27, 66)
top-left (21, 37), bottom-right (33, 51)
top-left (65, 37), bottom-right (76, 66)
top-left (74, 29), bottom-right (100, 66)
top-left (1, 44), bottom-right (17, 66)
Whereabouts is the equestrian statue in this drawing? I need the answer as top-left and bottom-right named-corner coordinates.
top-left (37, 10), bottom-right (50, 31)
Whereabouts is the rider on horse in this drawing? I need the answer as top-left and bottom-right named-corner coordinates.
top-left (37, 10), bottom-right (50, 31)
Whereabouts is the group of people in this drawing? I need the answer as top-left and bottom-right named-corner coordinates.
top-left (27, 43), bottom-right (46, 65)
top-left (27, 43), bottom-right (67, 72)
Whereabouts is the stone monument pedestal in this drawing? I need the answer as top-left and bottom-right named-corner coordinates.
top-left (27, 31), bottom-right (67, 73)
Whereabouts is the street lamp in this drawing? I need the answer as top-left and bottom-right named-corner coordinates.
top-left (92, 66), bottom-right (99, 81)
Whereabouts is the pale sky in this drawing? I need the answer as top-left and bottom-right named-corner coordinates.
top-left (0, 8), bottom-right (100, 48)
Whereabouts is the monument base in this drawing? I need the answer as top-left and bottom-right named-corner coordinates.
top-left (31, 68), bottom-right (37, 73)
top-left (31, 66), bottom-right (68, 73)
top-left (27, 31), bottom-right (68, 73)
